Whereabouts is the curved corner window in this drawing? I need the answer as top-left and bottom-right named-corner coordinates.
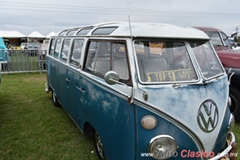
top-left (92, 27), bottom-right (118, 35)
top-left (59, 30), bottom-right (68, 36)
top-left (190, 41), bottom-right (224, 79)
top-left (77, 28), bottom-right (93, 35)
top-left (48, 38), bottom-right (56, 56)
top-left (67, 29), bottom-right (78, 36)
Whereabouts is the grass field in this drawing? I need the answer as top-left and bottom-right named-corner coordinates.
top-left (0, 73), bottom-right (239, 160)
top-left (0, 73), bottom-right (98, 160)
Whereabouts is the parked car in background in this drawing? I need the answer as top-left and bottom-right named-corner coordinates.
top-left (20, 43), bottom-right (27, 50)
top-left (194, 26), bottom-right (240, 122)
top-left (21, 42), bottom-right (41, 56)
top-left (0, 36), bottom-right (10, 71)
top-left (38, 40), bottom-right (49, 70)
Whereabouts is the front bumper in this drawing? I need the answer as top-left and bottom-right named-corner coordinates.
top-left (209, 132), bottom-right (237, 160)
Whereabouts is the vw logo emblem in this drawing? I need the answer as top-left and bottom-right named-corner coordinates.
top-left (197, 100), bottom-right (219, 132)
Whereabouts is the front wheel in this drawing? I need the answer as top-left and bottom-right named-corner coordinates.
top-left (52, 91), bottom-right (61, 107)
top-left (229, 87), bottom-right (240, 122)
top-left (94, 131), bottom-right (106, 160)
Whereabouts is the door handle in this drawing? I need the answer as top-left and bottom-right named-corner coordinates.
top-left (65, 78), bottom-right (70, 82)
top-left (76, 86), bottom-right (86, 93)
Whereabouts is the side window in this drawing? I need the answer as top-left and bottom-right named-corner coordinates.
top-left (70, 39), bottom-right (84, 67)
top-left (48, 38), bottom-right (55, 56)
top-left (220, 32), bottom-right (230, 47)
top-left (54, 38), bottom-right (62, 58)
top-left (112, 42), bottom-right (129, 80)
top-left (60, 39), bottom-right (71, 62)
top-left (85, 41), bottom-right (110, 76)
top-left (205, 31), bottom-right (222, 46)
top-left (84, 40), bottom-right (130, 82)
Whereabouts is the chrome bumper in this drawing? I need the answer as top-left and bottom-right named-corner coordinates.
top-left (209, 132), bottom-right (237, 160)
top-left (45, 82), bottom-right (50, 93)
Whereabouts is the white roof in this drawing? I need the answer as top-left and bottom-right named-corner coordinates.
top-left (108, 22), bottom-right (209, 39)
top-left (0, 30), bottom-right (26, 38)
top-left (61, 22), bottom-right (209, 40)
top-left (28, 31), bottom-right (45, 38)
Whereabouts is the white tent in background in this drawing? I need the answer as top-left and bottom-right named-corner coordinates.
top-left (0, 30), bottom-right (26, 38)
top-left (28, 31), bottom-right (45, 38)
top-left (46, 32), bottom-right (56, 38)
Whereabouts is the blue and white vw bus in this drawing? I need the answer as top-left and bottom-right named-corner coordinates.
top-left (45, 22), bottom-right (237, 160)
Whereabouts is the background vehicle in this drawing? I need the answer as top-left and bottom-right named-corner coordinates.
top-left (0, 36), bottom-right (10, 71)
top-left (21, 42), bottom-right (41, 56)
top-left (194, 26), bottom-right (240, 122)
top-left (38, 40), bottom-right (49, 70)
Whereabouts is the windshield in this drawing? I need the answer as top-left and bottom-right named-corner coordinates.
top-left (190, 41), bottom-right (224, 79)
top-left (134, 40), bottom-right (224, 83)
top-left (135, 40), bottom-right (198, 83)
top-left (204, 31), bottom-right (223, 46)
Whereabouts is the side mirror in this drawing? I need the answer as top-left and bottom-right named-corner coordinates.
top-left (104, 70), bottom-right (134, 104)
top-left (104, 71), bottom-right (120, 85)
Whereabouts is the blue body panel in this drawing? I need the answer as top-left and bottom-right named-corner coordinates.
top-left (77, 74), bottom-right (136, 160)
top-left (48, 60), bottom-right (136, 159)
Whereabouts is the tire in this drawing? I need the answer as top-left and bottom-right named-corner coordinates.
top-left (52, 91), bottom-right (61, 107)
top-left (94, 131), bottom-right (106, 160)
top-left (229, 87), bottom-right (240, 122)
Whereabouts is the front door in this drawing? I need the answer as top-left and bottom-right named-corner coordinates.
top-left (80, 40), bottom-right (136, 160)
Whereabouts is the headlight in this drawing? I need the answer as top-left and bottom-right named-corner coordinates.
top-left (228, 114), bottom-right (235, 132)
top-left (148, 135), bottom-right (178, 159)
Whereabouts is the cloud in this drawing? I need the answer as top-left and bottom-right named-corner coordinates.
top-left (0, 0), bottom-right (240, 35)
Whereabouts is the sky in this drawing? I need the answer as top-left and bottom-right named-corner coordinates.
top-left (0, 0), bottom-right (240, 36)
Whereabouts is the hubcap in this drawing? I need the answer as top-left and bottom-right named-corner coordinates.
top-left (95, 132), bottom-right (105, 159)
top-left (53, 92), bottom-right (56, 102)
